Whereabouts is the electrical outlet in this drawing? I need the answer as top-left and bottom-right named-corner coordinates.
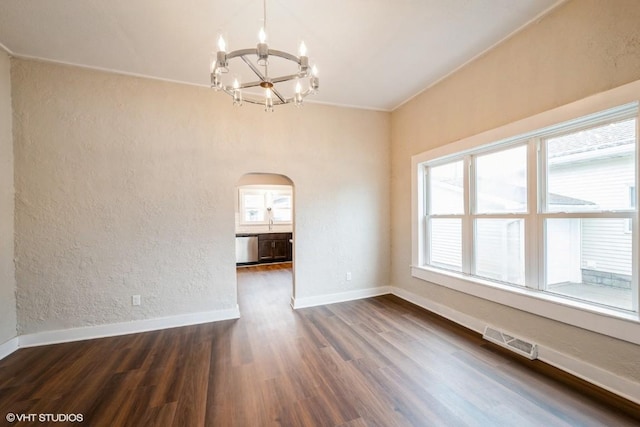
top-left (346, 272), bottom-right (352, 281)
top-left (132, 295), bottom-right (141, 306)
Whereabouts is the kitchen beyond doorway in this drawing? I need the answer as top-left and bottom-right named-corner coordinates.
top-left (235, 173), bottom-right (295, 307)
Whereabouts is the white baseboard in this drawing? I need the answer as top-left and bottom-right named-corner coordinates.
top-left (537, 347), bottom-right (640, 405)
top-left (292, 286), bottom-right (392, 309)
top-left (0, 336), bottom-right (19, 360)
top-left (389, 286), bottom-right (640, 406)
top-left (18, 306), bottom-right (240, 349)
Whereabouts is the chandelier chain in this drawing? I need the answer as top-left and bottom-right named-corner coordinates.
top-left (263, 0), bottom-right (267, 34)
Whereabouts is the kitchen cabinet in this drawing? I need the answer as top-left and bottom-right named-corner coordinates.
top-left (258, 233), bottom-right (292, 263)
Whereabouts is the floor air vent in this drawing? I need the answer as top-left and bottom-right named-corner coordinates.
top-left (482, 326), bottom-right (538, 360)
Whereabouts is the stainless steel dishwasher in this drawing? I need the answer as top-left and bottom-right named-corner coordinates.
top-left (235, 235), bottom-right (259, 264)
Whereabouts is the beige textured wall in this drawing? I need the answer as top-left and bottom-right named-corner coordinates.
top-left (0, 49), bottom-right (17, 345)
top-left (391, 0), bottom-right (640, 381)
top-left (12, 59), bottom-right (390, 334)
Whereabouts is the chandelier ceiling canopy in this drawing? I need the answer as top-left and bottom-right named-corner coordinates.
top-left (211, 0), bottom-right (319, 111)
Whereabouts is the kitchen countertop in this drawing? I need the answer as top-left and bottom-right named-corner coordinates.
top-left (236, 231), bottom-right (292, 237)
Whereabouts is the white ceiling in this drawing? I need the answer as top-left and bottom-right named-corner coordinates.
top-left (0, 0), bottom-right (561, 111)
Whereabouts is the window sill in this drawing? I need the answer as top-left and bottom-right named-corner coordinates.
top-left (238, 222), bottom-right (292, 227)
top-left (411, 265), bottom-right (640, 345)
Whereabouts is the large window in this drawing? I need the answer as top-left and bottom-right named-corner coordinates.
top-left (418, 103), bottom-right (638, 314)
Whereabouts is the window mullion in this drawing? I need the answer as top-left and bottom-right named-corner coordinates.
top-left (633, 211), bottom-right (639, 312)
top-left (462, 155), bottom-right (473, 275)
top-left (526, 138), bottom-right (540, 290)
top-left (633, 113), bottom-right (640, 312)
top-left (538, 138), bottom-right (549, 291)
top-left (421, 165), bottom-right (429, 267)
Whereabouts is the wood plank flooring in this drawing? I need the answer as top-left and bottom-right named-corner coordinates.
top-left (0, 263), bottom-right (638, 426)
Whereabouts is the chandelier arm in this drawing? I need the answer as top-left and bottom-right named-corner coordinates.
top-left (238, 55), bottom-right (285, 102)
top-left (271, 87), bottom-right (286, 103)
top-left (225, 49), bottom-right (258, 60)
top-left (226, 49), bottom-right (304, 66)
top-left (220, 89), bottom-right (311, 106)
top-left (237, 95), bottom-right (287, 106)
top-left (266, 49), bottom-right (302, 64)
top-left (238, 97), bottom-right (268, 106)
top-left (269, 73), bottom-right (308, 84)
top-left (238, 80), bottom-right (266, 89)
top-left (240, 55), bottom-right (268, 81)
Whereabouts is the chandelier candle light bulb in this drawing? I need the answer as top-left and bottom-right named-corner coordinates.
top-left (233, 78), bottom-right (242, 106)
top-left (211, 72), bottom-right (222, 90)
top-left (210, 0), bottom-right (319, 110)
top-left (215, 35), bottom-right (228, 73)
top-left (257, 27), bottom-right (268, 66)
top-left (265, 88), bottom-right (274, 112)
top-left (217, 35), bottom-right (226, 52)
top-left (294, 80), bottom-right (303, 106)
top-left (299, 41), bottom-right (309, 72)
top-left (310, 65), bottom-right (319, 92)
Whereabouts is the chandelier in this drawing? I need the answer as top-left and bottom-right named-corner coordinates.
top-left (210, 0), bottom-right (319, 111)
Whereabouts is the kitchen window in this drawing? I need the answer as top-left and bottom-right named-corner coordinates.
top-left (239, 186), bottom-right (292, 225)
top-left (411, 86), bottom-right (640, 344)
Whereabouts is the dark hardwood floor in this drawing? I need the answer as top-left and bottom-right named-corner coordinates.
top-left (1, 263), bottom-right (638, 426)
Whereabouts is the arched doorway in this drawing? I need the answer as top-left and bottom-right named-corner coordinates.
top-left (234, 173), bottom-right (295, 311)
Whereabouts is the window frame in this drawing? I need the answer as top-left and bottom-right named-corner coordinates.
top-left (626, 185), bottom-right (636, 234)
top-left (269, 189), bottom-right (294, 223)
top-left (411, 80), bottom-right (640, 345)
top-left (239, 188), bottom-right (269, 225)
